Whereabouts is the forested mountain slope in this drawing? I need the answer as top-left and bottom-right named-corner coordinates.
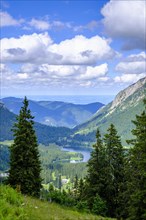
top-left (72, 77), bottom-right (146, 145)
top-left (0, 103), bottom-right (71, 145)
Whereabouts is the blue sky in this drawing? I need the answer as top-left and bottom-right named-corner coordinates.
top-left (0, 0), bottom-right (146, 97)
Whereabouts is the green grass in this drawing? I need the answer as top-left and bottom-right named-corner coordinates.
top-left (0, 185), bottom-right (27, 220)
top-left (0, 185), bottom-right (114, 220)
top-left (25, 197), bottom-right (112, 220)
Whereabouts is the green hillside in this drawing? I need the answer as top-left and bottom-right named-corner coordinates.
top-left (0, 103), bottom-right (71, 145)
top-left (0, 103), bottom-right (16, 141)
top-left (0, 185), bottom-right (113, 220)
top-left (72, 77), bottom-right (146, 145)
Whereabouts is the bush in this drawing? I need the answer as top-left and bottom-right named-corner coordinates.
top-left (47, 189), bottom-right (76, 207)
top-left (92, 194), bottom-right (107, 216)
top-left (76, 200), bottom-right (89, 212)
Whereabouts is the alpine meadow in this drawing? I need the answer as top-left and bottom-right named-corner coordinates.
top-left (0, 0), bottom-right (146, 219)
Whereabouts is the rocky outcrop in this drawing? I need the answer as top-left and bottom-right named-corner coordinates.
top-left (111, 77), bottom-right (146, 110)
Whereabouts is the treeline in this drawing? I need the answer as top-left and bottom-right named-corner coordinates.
top-left (42, 99), bottom-right (146, 219)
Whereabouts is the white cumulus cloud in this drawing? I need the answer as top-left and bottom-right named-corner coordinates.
top-left (114, 73), bottom-right (146, 84)
top-left (17, 73), bottom-right (29, 79)
top-left (1, 33), bottom-right (117, 65)
top-left (29, 18), bottom-right (51, 30)
top-left (116, 61), bottom-right (146, 75)
top-left (0, 11), bottom-right (21, 27)
top-left (49, 35), bottom-right (117, 65)
top-left (1, 32), bottom-right (54, 63)
top-left (78, 63), bottom-right (108, 80)
top-left (20, 63), bottom-right (108, 81)
top-left (115, 52), bottom-right (146, 74)
top-left (101, 0), bottom-right (146, 50)
top-left (114, 52), bottom-right (146, 84)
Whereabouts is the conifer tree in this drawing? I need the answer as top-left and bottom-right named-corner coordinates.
top-left (58, 174), bottom-right (62, 190)
top-left (74, 174), bottom-right (78, 191)
top-left (85, 129), bottom-right (106, 208)
top-left (126, 99), bottom-right (146, 219)
top-left (103, 124), bottom-right (124, 218)
top-left (73, 174), bottom-right (79, 198)
top-left (8, 97), bottom-right (42, 197)
top-left (78, 178), bottom-right (84, 199)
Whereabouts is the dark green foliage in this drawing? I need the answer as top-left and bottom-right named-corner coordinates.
top-left (103, 124), bottom-right (124, 217)
top-left (85, 125), bottom-right (124, 218)
top-left (8, 97), bottom-right (42, 197)
top-left (73, 174), bottom-right (79, 197)
top-left (78, 178), bottom-right (85, 199)
top-left (126, 99), bottom-right (146, 220)
top-left (0, 145), bottom-right (9, 171)
top-left (58, 174), bottom-right (62, 190)
top-left (34, 123), bottom-right (71, 145)
top-left (46, 187), bottom-right (76, 207)
top-left (92, 194), bottom-right (107, 216)
top-left (75, 200), bottom-right (89, 212)
top-left (85, 129), bottom-right (106, 209)
top-left (74, 174), bottom-right (78, 190)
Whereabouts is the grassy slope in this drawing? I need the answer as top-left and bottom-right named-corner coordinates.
top-left (74, 86), bottom-right (145, 145)
top-left (27, 197), bottom-right (113, 220)
top-left (0, 185), bottom-right (114, 220)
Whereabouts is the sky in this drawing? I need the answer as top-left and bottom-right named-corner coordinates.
top-left (0, 0), bottom-right (146, 97)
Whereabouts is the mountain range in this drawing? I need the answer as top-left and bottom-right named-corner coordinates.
top-left (0, 77), bottom-right (146, 147)
top-left (0, 97), bottom-right (104, 128)
top-left (0, 102), bottom-right (71, 145)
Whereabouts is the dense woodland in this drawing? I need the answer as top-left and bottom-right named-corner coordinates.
top-left (1, 97), bottom-right (146, 219)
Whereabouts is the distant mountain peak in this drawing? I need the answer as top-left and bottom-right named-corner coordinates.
top-left (111, 77), bottom-right (146, 110)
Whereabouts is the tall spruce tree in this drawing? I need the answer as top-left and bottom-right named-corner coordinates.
top-left (85, 129), bottom-right (106, 209)
top-left (126, 99), bottom-right (146, 220)
top-left (103, 124), bottom-right (124, 218)
top-left (8, 97), bottom-right (42, 197)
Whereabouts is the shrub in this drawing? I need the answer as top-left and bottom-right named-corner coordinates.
top-left (92, 194), bottom-right (107, 216)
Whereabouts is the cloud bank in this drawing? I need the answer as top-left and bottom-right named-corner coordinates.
top-left (1, 33), bottom-right (117, 65)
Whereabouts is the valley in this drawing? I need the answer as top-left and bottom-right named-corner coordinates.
top-left (0, 141), bottom-right (88, 189)
top-left (0, 77), bottom-right (146, 175)
top-left (0, 77), bottom-right (146, 219)
top-left (0, 97), bottom-right (104, 128)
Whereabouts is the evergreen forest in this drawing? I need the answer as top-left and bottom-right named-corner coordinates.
top-left (0, 97), bottom-right (146, 220)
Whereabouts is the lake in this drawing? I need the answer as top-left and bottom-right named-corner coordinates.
top-left (62, 147), bottom-right (91, 162)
